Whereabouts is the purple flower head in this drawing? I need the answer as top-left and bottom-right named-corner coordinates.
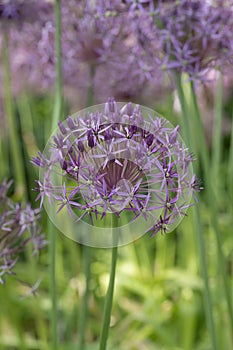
top-left (0, 0), bottom-right (52, 28)
top-left (0, 1), bottom-right (21, 21)
top-left (154, 0), bottom-right (233, 80)
top-left (0, 180), bottom-right (47, 284)
top-left (33, 100), bottom-right (201, 247)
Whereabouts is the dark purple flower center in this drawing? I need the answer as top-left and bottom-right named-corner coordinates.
top-left (96, 158), bottom-right (144, 194)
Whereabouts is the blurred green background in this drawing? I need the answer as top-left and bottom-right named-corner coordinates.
top-left (0, 1), bottom-right (233, 350)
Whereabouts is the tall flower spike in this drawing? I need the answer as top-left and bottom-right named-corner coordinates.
top-left (33, 100), bottom-right (201, 248)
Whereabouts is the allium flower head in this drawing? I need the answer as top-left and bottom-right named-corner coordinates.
top-left (0, 180), bottom-right (47, 284)
top-left (0, 1), bottom-right (21, 21)
top-left (0, 0), bottom-right (52, 28)
top-left (32, 99), bottom-right (200, 247)
top-left (154, 0), bottom-right (233, 80)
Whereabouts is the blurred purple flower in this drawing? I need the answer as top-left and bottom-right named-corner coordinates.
top-left (153, 0), bottom-right (233, 80)
top-left (0, 179), bottom-right (47, 284)
top-left (0, 1), bottom-right (21, 21)
top-left (0, 0), bottom-right (45, 25)
top-left (0, 0), bottom-right (54, 95)
top-left (59, 0), bottom-right (164, 102)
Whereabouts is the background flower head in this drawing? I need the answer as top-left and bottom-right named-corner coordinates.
top-left (0, 179), bottom-right (47, 284)
top-left (153, 0), bottom-right (233, 80)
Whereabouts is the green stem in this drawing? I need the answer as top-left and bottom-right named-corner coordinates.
top-left (174, 74), bottom-right (191, 145)
top-left (2, 31), bottom-right (26, 198)
top-left (99, 216), bottom-right (118, 350)
top-left (189, 82), bottom-right (209, 173)
top-left (176, 77), bottom-right (218, 350)
top-left (190, 81), bottom-right (233, 343)
top-left (212, 75), bottom-right (223, 193)
top-left (78, 63), bottom-right (96, 349)
top-left (78, 246), bottom-right (91, 350)
top-left (52, 0), bottom-right (63, 131)
top-left (228, 108), bottom-right (233, 200)
top-left (16, 94), bottom-right (39, 202)
top-left (49, 1), bottom-right (63, 349)
top-left (49, 220), bottom-right (57, 350)
top-left (0, 130), bottom-right (9, 180)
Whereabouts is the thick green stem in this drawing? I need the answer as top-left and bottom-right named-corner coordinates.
top-left (17, 93), bottom-right (38, 156)
top-left (99, 216), bottom-right (118, 350)
top-left (49, 1), bottom-right (63, 349)
top-left (2, 31), bottom-right (26, 198)
top-left (228, 108), bottom-right (233, 200)
top-left (176, 78), bottom-right (218, 350)
top-left (52, 0), bottom-right (63, 131)
top-left (211, 75), bottom-right (223, 193)
top-left (49, 220), bottom-right (58, 350)
top-left (78, 246), bottom-right (91, 350)
top-left (189, 82), bottom-right (209, 172)
top-left (174, 74), bottom-right (191, 145)
top-left (190, 81), bottom-right (233, 343)
top-left (78, 63), bottom-right (96, 349)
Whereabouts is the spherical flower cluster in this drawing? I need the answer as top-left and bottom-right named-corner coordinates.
top-left (0, 179), bottom-right (47, 284)
top-left (153, 0), bottom-right (233, 81)
top-left (32, 99), bottom-right (201, 246)
top-left (57, 0), bottom-right (167, 102)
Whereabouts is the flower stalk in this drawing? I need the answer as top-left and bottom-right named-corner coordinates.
top-left (212, 75), bottom-right (223, 193)
top-left (78, 63), bottom-right (96, 350)
top-left (78, 245), bottom-right (91, 350)
top-left (228, 108), bottom-right (233, 199)
top-left (2, 31), bottom-right (26, 198)
top-left (52, 0), bottom-right (63, 130)
top-left (49, 1), bottom-right (63, 349)
top-left (99, 216), bottom-right (118, 350)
